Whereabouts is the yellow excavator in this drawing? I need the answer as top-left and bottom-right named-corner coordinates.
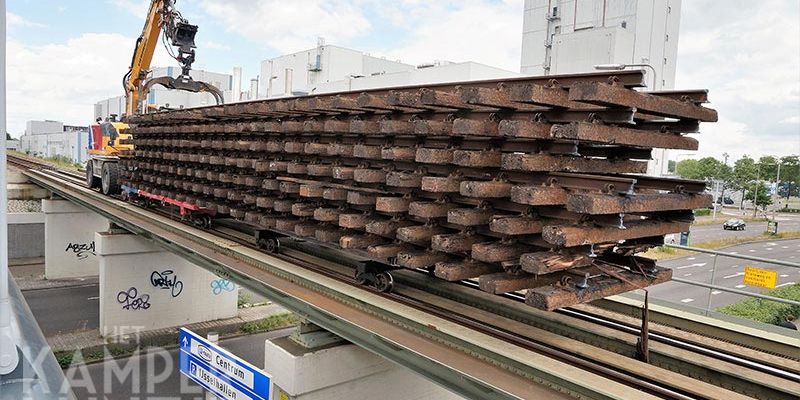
top-left (86, 0), bottom-right (223, 194)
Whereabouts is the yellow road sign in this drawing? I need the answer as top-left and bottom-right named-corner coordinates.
top-left (743, 266), bottom-right (778, 289)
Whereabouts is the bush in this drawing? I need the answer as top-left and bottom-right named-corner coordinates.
top-left (717, 284), bottom-right (800, 324)
top-left (694, 208), bottom-right (711, 216)
top-left (240, 313), bottom-right (298, 334)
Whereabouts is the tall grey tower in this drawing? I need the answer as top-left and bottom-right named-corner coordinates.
top-left (521, 0), bottom-right (682, 175)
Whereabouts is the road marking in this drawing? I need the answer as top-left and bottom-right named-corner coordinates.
top-left (730, 251), bottom-right (738, 254)
top-left (735, 284), bottom-right (747, 288)
top-left (683, 273), bottom-right (692, 277)
top-left (687, 257), bottom-right (696, 261)
top-left (730, 264), bottom-right (740, 269)
top-left (723, 272), bottom-right (745, 279)
top-left (680, 298), bottom-right (694, 303)
top-left (775, 282), bottom-right (796, 288)
top-left (766, 248), bottom-right (774, 251)
top-left (780, 274), bottom-right (789, 278)
top-left (677, 263), bottom-right (707, 270)
top-left (782, 246), bottom-right (789, 249)
top-left (87, 296), bottom-right (99, 300)
top-left (748, 249), bottom-right (757, 252)
top-left (711, 290), bottom-right (722, 295)
top-left (767, 243), bottom-right (778, 246)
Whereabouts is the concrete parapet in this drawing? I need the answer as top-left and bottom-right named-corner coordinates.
top-left (264, 337), bottom-right (464, 400)
top-left (43, 199), bottom-right (108, 279)
top-left (96, 231), bottom-right (238, 337)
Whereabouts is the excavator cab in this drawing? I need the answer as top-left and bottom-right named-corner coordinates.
top-left (86, 116), bottom-right (131, 195)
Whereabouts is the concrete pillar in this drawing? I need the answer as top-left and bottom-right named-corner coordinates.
top-left (43, 199), bottom-right (108, 279)
top-left (96, 231), bottom-right (238, 337)
top-left (264, 337), bottom-right (465, 400)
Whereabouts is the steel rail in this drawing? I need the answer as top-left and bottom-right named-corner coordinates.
top-left (593, 294), bottom-right (800, 358)
top-left (18, 165), bottom-right (662, 400)
top-left (393, 271), bottom-right (800, 400)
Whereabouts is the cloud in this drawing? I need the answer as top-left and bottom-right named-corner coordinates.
top-left (202, 40), bottom-right (231, 51)
top-left (6, 33), bottom-right (175, 135)
top-left (677, 0), bottom-right (800, 159)
top-left (198, 0), bottom-right (372, 54)
top-left (7, 12), bottom-right (47, 29)
top-left (107, 0), bottom-right (150, 16)
top-left (371, 0), bottom-right (523, 71)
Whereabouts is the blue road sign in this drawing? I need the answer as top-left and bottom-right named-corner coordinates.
top-left (179, 328), bottom-right (272, 400)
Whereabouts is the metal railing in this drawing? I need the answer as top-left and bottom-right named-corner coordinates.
top-left (663, 243), bottom-right (800, 311)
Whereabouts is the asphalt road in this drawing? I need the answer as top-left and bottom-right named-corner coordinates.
top-left (23, 283), bottom-right (100, 336)
top-left (686, 210), bottom-right (800, 244)
top-left (68, 328), bottom-right (294, 400)
top-left (648, 239), bottom-right (800, 310)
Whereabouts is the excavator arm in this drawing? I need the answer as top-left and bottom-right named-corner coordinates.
top-left (123, 0), bottom-right (223, 116)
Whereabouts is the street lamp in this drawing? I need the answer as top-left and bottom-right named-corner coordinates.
top-left (594, 63), bottom-right (658, 90)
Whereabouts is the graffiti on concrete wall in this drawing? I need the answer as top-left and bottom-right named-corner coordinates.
top-left (117, 287), bottom-right (151, 310)
top-left (210, 278), bottom-right (235, 295)
top-left (64, 241), bottom-right (95, 260)
top-left (150, 270), bottom-right (184, 298)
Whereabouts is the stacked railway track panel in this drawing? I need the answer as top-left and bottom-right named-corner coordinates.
top-left (122, 70), bottom-right (716, 311)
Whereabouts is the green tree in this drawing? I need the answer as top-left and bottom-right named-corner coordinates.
top-left (731, 156), bottom-right (757, 207)
top-left (757, 155), bottom-right (779, 182)
top-left (5, 132), bottom-right (11, 140)
top-left (675, 159), bottom-right (701, 179)
top-left (778, 155), bottom-right (799, 197)
top-left (676, 157), bottom-right (730, 181)
top-left (745, 182), bottom-right (773, 215)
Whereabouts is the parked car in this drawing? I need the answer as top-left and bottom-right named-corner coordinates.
top-left (715, 196), bottom-right (734, 205)
top-left (723, 219), bottom-right (746, 230)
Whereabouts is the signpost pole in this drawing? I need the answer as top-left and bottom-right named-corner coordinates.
top-left (206, 331), bottom-right (220, 400)
top-left (705, 254), bottom-right (719, 315)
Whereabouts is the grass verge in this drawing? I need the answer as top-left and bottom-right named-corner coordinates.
top-left (9, 150), bottom-right (83, 171)
top-left (641, 231), bottom-right (800, 261)
top-left (53, 312), bottom-right (298, 369)
top-left (692, 215), bottom-right (769, 226)
top-left (716, 284), bottom-right (800, 324)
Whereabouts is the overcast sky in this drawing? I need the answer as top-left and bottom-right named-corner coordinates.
top-left (5, 0), bottom-right (799, 161)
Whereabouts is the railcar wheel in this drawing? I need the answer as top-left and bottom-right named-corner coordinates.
top-left (375, 272), bottom-right (394, 293)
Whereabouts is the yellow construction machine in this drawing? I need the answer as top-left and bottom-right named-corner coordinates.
top-left (86, 0), bottom-right (223, 194)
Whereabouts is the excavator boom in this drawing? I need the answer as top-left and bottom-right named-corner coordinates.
top-left (123, 0), bottom-right (223, 116)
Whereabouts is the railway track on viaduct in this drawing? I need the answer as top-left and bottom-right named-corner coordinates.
top-left (8, 153), bottom-right (799, 399)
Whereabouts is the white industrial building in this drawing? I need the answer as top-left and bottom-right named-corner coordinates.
top-left (521, 0), bottom-right (681, 176)
top-left (94, 67), bottom-right (233, 120)
top-left (18, 120), bottom-right (89, 164)
top-left (258, 43), bottom-right (520, 99)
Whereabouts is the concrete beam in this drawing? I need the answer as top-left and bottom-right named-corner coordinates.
top-left (264, 336), bottom-right (464, 400)
top-left (7, 183), bottom-right (49, 200)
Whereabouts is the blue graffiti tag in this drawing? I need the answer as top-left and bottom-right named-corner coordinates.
top-left (210, 279), bottom-right (235, 295)
top-left (117, 287), bottom-right (151, 310)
